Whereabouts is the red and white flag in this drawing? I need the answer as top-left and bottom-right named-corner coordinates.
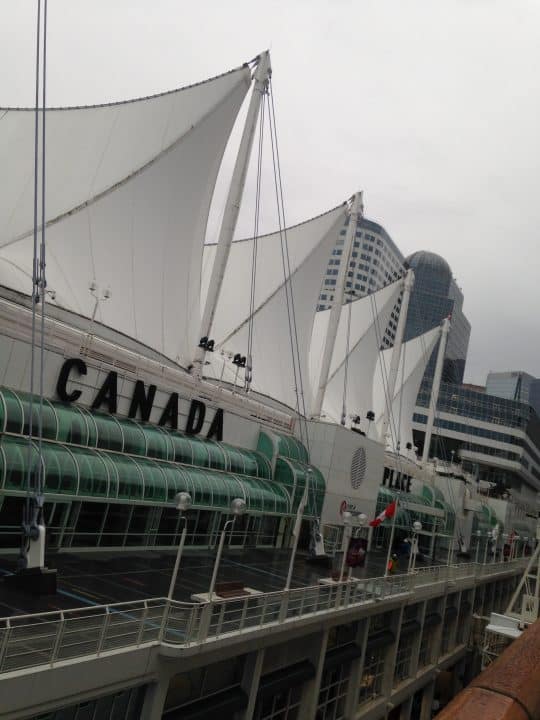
top-left (369, 500), bottom-right (397, 527)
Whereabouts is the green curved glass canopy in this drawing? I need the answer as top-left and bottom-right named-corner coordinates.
top-left (0, 388), bottom-right (321, 518)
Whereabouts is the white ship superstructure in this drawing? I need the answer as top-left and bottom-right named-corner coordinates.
top-left (0, 50), bottom-right (537, 720)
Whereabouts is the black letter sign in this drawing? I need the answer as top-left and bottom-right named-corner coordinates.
top-left (91, 371), bottom-right (118, 414)
top-left (128, 381), bottom-right (156, 422)
top-left (206, 409), bottom-right (224, 442)
top-left (56, 358), bottom-right (88, 402)
top-left (159, 393), bottom-right (179, 430)
top-left (185, 400), bottom-right (206, 435)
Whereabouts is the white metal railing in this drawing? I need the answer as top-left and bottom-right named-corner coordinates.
top-left (0, 559), bottom-right (527, 676)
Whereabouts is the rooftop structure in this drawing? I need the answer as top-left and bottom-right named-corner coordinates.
top-left (318, 217), bottom-right (405, 347)
top-left (404, 251), bottom-right (471, 386)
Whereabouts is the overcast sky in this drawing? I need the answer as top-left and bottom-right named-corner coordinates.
top-left (2, 0), bottom-right (539, 385)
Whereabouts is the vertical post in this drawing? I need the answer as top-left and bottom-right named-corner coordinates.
top-left (311, 192), bottom-right (363, 418)
top-left (194, 51), bottom-right (272, 375)
top-left (208, 518), bottom-right (234, 600)
top-left (422, 317), bottom-right (450, 465)
top-left (284, 476), bottom-right (309, 591)
top-left (380, 269), bottom-right (415, 445)
top-left (384, 499), bottom-right (399, 578)
top-left (167, 517), bottom-right (187, 600)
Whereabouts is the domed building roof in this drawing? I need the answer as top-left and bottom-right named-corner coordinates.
top-left (405, 250), bottom-right (451, 277)
top-left (405, 251), bottom-right (452, 295)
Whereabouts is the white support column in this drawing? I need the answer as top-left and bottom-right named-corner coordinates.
top-left (311, 191), bottom-right (363, 418)
top-left (193, 51), bottom-right (272, 375)
top-left (421, 317), bottom-right (450, 465)
top-left (380, 268), bottom-right (414, 447)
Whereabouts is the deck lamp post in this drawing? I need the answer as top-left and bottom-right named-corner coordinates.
top-left (339, 512), bottom-right (353, 582)
top-left (474, 530), bottom-right (482, 564)
top-left (208, 498), bottom-right (247, 600)
top-left (167, 492), bottom-right (193, 600)
top-left (284, 470), bottom-right (312, 591)
top-left (408, 521), bottom-right (422, 573)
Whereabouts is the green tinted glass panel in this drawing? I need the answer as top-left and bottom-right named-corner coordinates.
top-left (222, 444), bottom-right (246, 475)
top-left (169, 433), bottom-right (193, 465)
top-left (41, 443), bottom-right (78, 494)
top-left (72, 448), bottom-right (109, 497)
top-left (113, 454), bottom-right (143, 500)
top-left (205, 441), bottom-right (227, 471)
top-left (141, 425), bottom-right (170, 460)
top-left (274, 458), bottom-right (325, 516)
top-left (137, 458), bottom-right (167, 501)
top-left (17, 392), bottom-right (58, 440)
top-left (189, 468), bottom-right (212, 506)
top-left (93, 413), bottom-right (123, 451)
top-left (56, 405), bottom-right (89, 445)
top-left (161, 464), bottom-right (191, 501)
top-left (79, 407), bottom-right (98, 447)
top-left (189, 437), bottom-right (210, 468)
top-left (276, 434), bottom-right (309, 464)
top-left (1, 389), bottom-right (24, 434)
top-left (120, 419), bottom-right (146, 456)
top-left (1, 436), bottom-right (40, 489)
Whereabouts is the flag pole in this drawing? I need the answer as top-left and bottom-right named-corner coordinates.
top-left (384, 497), bottom-right (399, 578)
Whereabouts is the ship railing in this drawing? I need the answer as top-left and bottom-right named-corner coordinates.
top-left (0, 559), bottom-right (528, 675)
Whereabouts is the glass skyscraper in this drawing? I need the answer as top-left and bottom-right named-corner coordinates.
top-left (404, 251), bottom-right (471, 385)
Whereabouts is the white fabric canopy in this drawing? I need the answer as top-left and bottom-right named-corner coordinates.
top-left (204, 204), bottom-right (348, 410)
top-left (310, 278), bottom-right (403, 424)
top-left (373, 325), bottom-right (440, 451)
top-left (202, 204), bottom-right (347, 346)
top-left (0, 65), bottom-right (251, 364)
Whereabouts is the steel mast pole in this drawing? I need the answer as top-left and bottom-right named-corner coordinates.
top-left (193, 51), bottom-right (271, 377)
top-left (379, 268), bottom-right (414, 447)
top-left (421, 317), bottom-right (450, 465)
top-left (312, 192), bottom-right (363, 418)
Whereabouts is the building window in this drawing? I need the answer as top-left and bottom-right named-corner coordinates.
top-left (394, 633), bottom-right (415, 684)
top-left (254, 686), bottom-right (303, 720)
top-left (358, 652), bottom-right (385, 706)
top-left (317, 664), bottom-right (350, 720)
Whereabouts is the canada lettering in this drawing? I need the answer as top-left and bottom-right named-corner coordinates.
top-left (56, 358), bottom-right (224, 441)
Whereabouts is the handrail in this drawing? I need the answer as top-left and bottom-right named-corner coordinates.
top-left (0, 558), bottom-right (527, 675)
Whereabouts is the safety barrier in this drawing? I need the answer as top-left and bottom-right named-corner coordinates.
top-left (0, 558), bottom-right (527, 675)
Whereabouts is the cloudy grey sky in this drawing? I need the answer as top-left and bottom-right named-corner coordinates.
top-left (2, 0), bottom-right (539, 385)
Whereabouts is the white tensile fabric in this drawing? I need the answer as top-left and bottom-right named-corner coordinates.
top-left (373, 325), bottom-right (440, 451)
top-left (202, 204), bottom-right (347, 346)
top-left (0, 65), bottom-right (251, 364)
top-left (204, 204), bottom-right (348, 411)
top-left (310, 278), bottom-right (403, 424)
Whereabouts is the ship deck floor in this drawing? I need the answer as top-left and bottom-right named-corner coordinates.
top-left (0, 546), bottom-right (446, 618)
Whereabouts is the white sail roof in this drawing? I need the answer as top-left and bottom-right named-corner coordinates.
top-left (204, 203), bottom-right (348, 410)
top-left (373, 325), bottom-right (440, 451)
top-left (310, 278), bottom-right (403, 424)
top-left (0, 65), bottom-right (251, 364)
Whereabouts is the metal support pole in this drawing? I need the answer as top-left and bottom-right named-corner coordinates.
top-left (194, 52), bottom-right (271, 375)
top-left (384, 500), bottom-right (399, 578)
top-left (208, 518), bottom-right (235, 600)
top-left (339, 523), bottom-right (352, 581)
top-left (312, 192), bottom-right (363, 418)
top-left (167, 516), bottom-right (187, 600)
top-left (422, 318), bottom-right (450, 465)
top-left (380, 269), bottom-right (414, 445)
top-left (284, 479), bottom-right (309, 591)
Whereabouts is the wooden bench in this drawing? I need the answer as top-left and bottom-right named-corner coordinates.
top-left (215, 581), bottom-right (250, 599)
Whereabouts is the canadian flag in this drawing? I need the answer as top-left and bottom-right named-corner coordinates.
top-left (369, 500), bottom-right (397, 527)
